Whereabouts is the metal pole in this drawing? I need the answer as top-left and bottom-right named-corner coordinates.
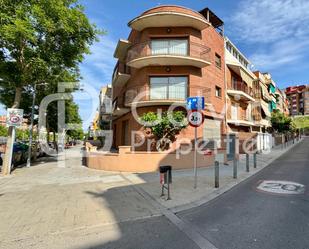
top-left (246, 154), bottom-right (249, 172)
top-left (215, 161), bottom-right (219, 188)
top-left (26, 84), bottom-right (36, 167)
top-left (193, 127), bottom-right (197, 189)
top-left (5, 126), bottom-right (16, 175)
top-left (233, 157), bottom-right (238, 179)
top-left (253, 152), bottom-right (257, 168)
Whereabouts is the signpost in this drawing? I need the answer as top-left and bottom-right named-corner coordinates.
top-left (2, 108), bottom-right (23, 175)
top-left (187, 97), bottom-right (204, 189)
top-left (6, 108), bottom-right (24, 127)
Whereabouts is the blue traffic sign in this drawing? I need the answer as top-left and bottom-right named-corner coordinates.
top-left (186, 97), bottom-right (205, 110)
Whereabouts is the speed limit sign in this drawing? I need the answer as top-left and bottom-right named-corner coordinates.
top-left (188, 110), bottom-right (204, 127)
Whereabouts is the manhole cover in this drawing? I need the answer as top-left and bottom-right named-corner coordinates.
top-left (257, 180), bottom-right (305, 195)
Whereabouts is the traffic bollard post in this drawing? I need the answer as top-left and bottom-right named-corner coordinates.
top-left (215, 161), bottom-right (219, 188)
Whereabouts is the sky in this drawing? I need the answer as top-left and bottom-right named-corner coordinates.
top-left (1, 0), bottom-right (309, 129)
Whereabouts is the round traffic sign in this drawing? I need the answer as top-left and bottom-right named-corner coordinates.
top-left (188, 111), bottom-right (204, 127)
top-left (10, 115), bottom-right (21, 124)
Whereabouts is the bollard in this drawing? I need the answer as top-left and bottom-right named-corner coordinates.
top-left (215, 161), bottom-right (219, 188)
top-left (246, 154), bottom-right (249, 172)
top-left (233, 158), bottom-right (238, 179)
top-left (253, 152), bottom-right (257, 168)
top-left (159, 165), bottom-right (172, 200)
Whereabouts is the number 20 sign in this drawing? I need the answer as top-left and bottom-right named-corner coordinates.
top-left (188, 110), bottom-right (204, 127)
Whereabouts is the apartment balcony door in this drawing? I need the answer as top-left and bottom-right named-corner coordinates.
top-left (121, 120), bottom-right (130, 146)
top-left (231, 104), bottom-right (238, 120)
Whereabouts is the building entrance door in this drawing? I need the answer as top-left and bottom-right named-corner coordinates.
top-left (227, 133), bottom-right (236, 161)
top-left (122, 120), bottom-right (129, 146)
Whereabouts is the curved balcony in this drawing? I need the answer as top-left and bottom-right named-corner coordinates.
top-left (128, 9), bottom-right (209, 31)
top-left (126, 41), bottom-right (211, 69)
top-left (123, 85), bottom-right (211, 108)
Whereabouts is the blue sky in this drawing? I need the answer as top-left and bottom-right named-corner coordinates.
top-left (1, 0), bottom-right (308, 129)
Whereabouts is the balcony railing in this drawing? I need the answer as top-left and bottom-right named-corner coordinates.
top-left (126, 41), bottom-right (211, 64)
top-left (123, 85), bottom-right (211, 106)
top-left (230, 81), bottom-right (253, 97)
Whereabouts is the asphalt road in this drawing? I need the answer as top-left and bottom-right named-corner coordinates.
top-left (178, 137), bottom-right (309, 249)
top-left (78, 138), bottom-right (309, 249)
top-left (2, 139), bottom-right (308, 249)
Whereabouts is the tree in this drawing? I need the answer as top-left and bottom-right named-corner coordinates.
top-left (0, 0), bottom-right (102, 174)
top-left (270, 111), bottom-right (294, 133)
top-left (0, 0), bottom-right (101, 108)
top-left (140, 111), bottom-right (188, 151)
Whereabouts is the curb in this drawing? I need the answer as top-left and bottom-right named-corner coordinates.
top-left (169, 138), bottom-right (303, 214)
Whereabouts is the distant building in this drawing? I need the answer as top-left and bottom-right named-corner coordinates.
top-left (285, 85), bottom-right (309, 116)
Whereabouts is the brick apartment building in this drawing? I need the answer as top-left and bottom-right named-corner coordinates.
top-left (110, 6), bottom-right (226, 150)
top-left (285, 85), bottom-right (309, 116)
top-left (97, 5), bottom-right (289, 152)
top-left (225, 38), bottom-right (262, 133)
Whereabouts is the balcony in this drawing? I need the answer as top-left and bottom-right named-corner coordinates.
top-left (123, 85), bottom-right (211, 108)
top-left (114, 39), bottom-right (131, 61)
top-left (126, 41), bottom-right (211, 69)
top-left (128, 9), bottom-right (209, 31)
top-left (227, 81), bottom-right (255, 102)
top-left (112, 63), bottom-right (131, 88)
top-left (112, 97), bottom-right (130, 117)
top-left (227, 113), bottom-right (255, 127)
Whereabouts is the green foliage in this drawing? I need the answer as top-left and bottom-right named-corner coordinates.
top-left (0, 125), bottom-right (7, 137)
top-left (292, 116), bottom-right (309, 129)
top-left (140, 111), bottom-right (188, 151)
top-left (0, 126), bottom-right (37, 141)
top-left (0, 0), bottom-right (102, 140)
top-left (270, 111), bottom-right (294, 133)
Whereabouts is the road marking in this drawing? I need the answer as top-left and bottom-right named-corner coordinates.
top-left (257, 180), bottom-right (305, 195)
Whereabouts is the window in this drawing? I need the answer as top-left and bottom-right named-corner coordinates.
top-left (215, 53), bottom-right (221, 68)
top-left (215, 86), bottom-right (222, 97)
top-left (151, 39), bottom-right (188, 56)
top-left (232, 76), bottom-right (238, 89)
top-left (150, 76), bottom-right (187, 100)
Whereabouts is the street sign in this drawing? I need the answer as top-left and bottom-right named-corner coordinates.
top-left (188, 110), bottom-right (204, 127)
top-left (186, 96), bottom-right (205, 110)
top-left (6, 108), bottom-right (24, 127)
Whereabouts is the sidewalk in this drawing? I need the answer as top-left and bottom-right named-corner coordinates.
top-left (124, 138), bottom-right (303, 212)
top-left (0, 139), bottom-right (303, 248)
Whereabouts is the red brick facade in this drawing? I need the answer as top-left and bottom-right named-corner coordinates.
top-left (112, 5), bottom-right (226, 150)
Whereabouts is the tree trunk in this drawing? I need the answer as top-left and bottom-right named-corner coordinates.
top-left (12, 87), bottom-right (22, 108)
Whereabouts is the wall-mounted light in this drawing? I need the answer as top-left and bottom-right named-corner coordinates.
top-left (165, 66), bottom-right (171, 72)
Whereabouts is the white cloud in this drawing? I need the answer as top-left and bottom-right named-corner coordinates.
top-left (77, 34), bottom-right (117, 129)
top-left (81, 34), bottom-right (117, 83)
top-left (231, 0), bottom-right (309, 43)
top-left (230, 0), bottom-right (309, 70)
top-left (250, 39), bottom-right (309, 70)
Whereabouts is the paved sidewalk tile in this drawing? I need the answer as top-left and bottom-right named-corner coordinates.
top-left (0, 140), bottom-right (302, 248)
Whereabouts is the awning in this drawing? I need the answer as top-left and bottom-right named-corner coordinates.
top-left (240, 69), bottom-right (253, 88)
top-left (261, 101), bottom-right (271, 117)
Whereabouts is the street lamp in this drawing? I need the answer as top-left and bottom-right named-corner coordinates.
top-left (26, 82), bottom-right (47, 167)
